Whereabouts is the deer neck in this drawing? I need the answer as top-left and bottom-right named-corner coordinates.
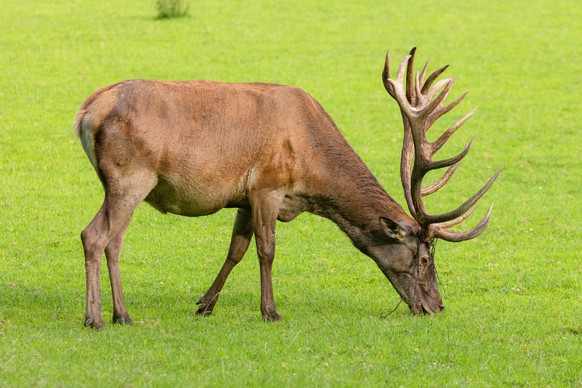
top-left (308, 167), bottom-right (413, 253)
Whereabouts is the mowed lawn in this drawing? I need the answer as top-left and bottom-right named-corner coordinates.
top-left (0, 0), bottom-right (580, 386)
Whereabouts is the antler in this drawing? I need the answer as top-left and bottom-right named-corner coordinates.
top-left (382, 48), bottom-right (503, 242)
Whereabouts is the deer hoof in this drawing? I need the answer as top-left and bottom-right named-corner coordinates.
top-left (196, 297), bottom-right (217, 316)
top-left (195, 305), bottom-right (213, 317)
top-left (113, 314), bottom-right (134, 325)
top-left (262, 312), bottom-right (281, 322)
top-left (84, 316), bottom-right (105, 330)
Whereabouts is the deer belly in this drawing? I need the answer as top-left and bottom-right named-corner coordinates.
top-left (145, 178), bottom-right (240, 217)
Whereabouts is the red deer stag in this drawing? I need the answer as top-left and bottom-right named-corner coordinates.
top-left (74, 48), bottom-right (501, 329)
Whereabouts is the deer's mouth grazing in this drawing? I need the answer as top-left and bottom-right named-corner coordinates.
top-left (409, 271), bottom-right (444, 315)
top-left (411, 302), bottom-right (427, 314)
top-left (410, 298), bottom-right (445, 315)
top-left (383, 270), bottom-right (443, 315)
top-left (404, 287), bottom-right (444, 314)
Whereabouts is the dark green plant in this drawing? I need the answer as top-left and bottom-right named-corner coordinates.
top-left (156, 0), bottom-right (189, 19)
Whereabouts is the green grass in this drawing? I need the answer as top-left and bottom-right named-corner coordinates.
top-left (0, 0), bottom-right (580, 386)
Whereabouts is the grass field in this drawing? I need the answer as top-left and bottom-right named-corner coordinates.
top-left (0, 0), bottom-right (580, 386)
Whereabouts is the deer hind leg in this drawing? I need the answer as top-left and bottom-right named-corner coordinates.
top-left (81, 169), bottom-right (157, 329)
top-left (196, 208), bottom-right (254, 316)
top-left (82, 204), bottom-right (109, 329)
top-left (105, 219), bottom-right (133, 325)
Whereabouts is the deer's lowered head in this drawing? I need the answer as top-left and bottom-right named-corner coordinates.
top-left (376, 48), bottom-right (503, 313)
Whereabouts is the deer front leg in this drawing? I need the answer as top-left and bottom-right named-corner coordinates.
top-left (251, 193), bottom-right (282, 321)
top-left (258, 245), bottom-right (279, 321)
top-left (196, 208), bottom-right (254, 316)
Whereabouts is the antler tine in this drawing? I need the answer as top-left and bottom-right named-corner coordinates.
top-left (406, 47), bottom-right (417, 105)
top-left (382, 51), bottom-right (394, 96)
top-left (421, 161), bottom-right (461, 196)
top-left (418, 60), bottom-right (430, 88)
top-left (383, 51), bottom-right (413, 102)
top-left (423, 167), bottom-right (504, 224)
top-left (429, 136), bottom-right (474, 171)
top-left (421, 64), bottom-right (449, 94)
top-left (425, 77), bottom-right (457, 119)
top-left (432, 205), bottom-right (477, 229)
top-left (430, 204), bottom-right (495, 242)
top-left (427, 91), bottom-right (470, 130)
top-left (396, 54), bottom-right (411, 84)
top-left (432, 107), bottom-right (477, 154)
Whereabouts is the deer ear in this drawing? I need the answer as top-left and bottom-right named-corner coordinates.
top-left (379, 217), bottom-right (413, 241)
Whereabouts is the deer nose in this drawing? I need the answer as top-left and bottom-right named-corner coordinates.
top-left (439, 303), bottom-right (445, 312)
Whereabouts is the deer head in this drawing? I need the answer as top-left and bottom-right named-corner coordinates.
top-left (382, 48), bottom-right (503, 313)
